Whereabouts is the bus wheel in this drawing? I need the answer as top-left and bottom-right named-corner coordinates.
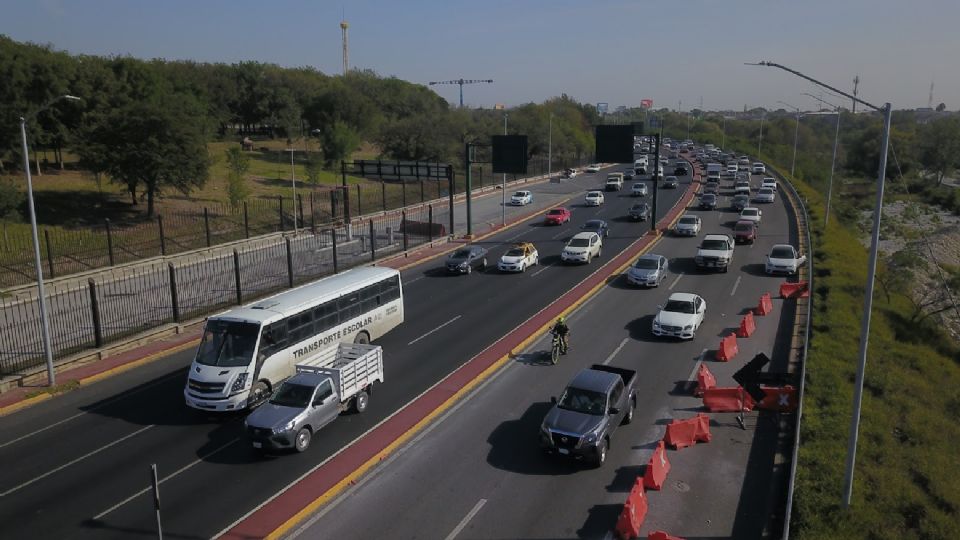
top-left (249, 381), bottom-right (270, 408)
top-left (353, 391), bottom-right (369, 413)
top-left (354, 331), bottom-right (371, 345)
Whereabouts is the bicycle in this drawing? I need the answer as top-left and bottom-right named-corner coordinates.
top-left (550, 332), bottom-right (568, 365)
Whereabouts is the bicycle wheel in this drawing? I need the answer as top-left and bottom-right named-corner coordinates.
top-left (551, 344), bottom-right (560, 365)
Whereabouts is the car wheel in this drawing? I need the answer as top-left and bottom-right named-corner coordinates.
top-left (622, 399), bottom-right (635, 425)
top-left (465, 264), bottom-right (471, 275)
top-left (295, 427), bottom-right (312, 453)
top-left (481, 258), bottom-right (487, 271)
top-left (353, 391), bottom-right (369, 413)
top-left (520, 263), bottom-right (526, 273)
top-left (598, 247), bottom-right (602, 257)
top-left (534, 256), bottom-right (540, 266)
top-left (593, 439), bottom-right (608, 467)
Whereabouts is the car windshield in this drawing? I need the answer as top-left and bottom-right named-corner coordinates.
top-left (504, 248), bottom-right (524, 257)
top-left (743, 209), bottom-right (758, 216)
top-left (587, 192), bottom-right (600, 198)
top-left (548, 209), bottom-right (564, 215)
top-left (583, 221), bottom-right (602, 230)
top-left (269, 382), bottom-right (314, 408)
top-left (735, 195), bottom-right (748, 201)
top-left (557, 387), bottom-right (607, 415)
top-left (702, 239), bottom-right (728, 250)
top-left (664, 300), bottom-right (695, 314)
top-left (679, 217), bottom-right (697, 225)
top-left (195, 319), bottom-right (260, 367)
top-left (451, 249), bottom-right (471, 258)
top-left (759, 189), bottom-right (773, 195)
top-left (568, 238), bottom-right (590, 248)
top-left (513, 192), bottom-right (526, 197)
top-left (633, 183), bottom-right (644, 189)
top-left (631, 204), bottom-right (647, 212)
top-left (634, 258), bottom-right (659, 269)
top-left (735, 223), bottom-right (753, 232)
top-left (771, 247), bottom-right (795, 258)
top-left (702, 194), bottom-right (716, 202)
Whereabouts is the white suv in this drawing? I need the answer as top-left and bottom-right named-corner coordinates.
top-left (761, 177), bottom-right (778, 191)
top-left (585, 191), bottom-right (605, 206)
top-left (752, 162), bottom-right (766, 173)
top-left (561, 232), bottom-right (602, 264)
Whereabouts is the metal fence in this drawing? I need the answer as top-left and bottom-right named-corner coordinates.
top-left (0, 203), bottom-right (438, 376)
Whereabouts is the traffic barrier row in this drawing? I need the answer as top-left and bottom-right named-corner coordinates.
top-left (702, 386), bottom-right (755, 412)
top-left (693, 363), bottom-right (716, 397)
top-left (735, 311), bottom-right (756, 338)
top-left (755, 293), bottom-right (773, 316)
top-left (615, 477), bottom-right (648, 540)
top-left (664, 413), bottom-right (712, 449)
top-left (715, 334), bottom-right (738, 362)
top-left (643, 440), bottom-right (671, 490)
top-left (779, 281), bottom-right (810, 299)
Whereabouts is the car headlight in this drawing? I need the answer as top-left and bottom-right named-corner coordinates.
top-left (683, 324), bottom-right (694, 331)
top-left (695, 256), bottom-right (704, 263)
top-left (459, 262), bottom-right (469, 268)
top-left (273, 420), bottom-right (297, 434)
top-left (584, 424), bottom-right (605, 444)
top-left (652, 320), bottom-right (661, 329)
top-left (540, 423), bottom-right (552, 438)
top-left (231, 372), bottom-right (249, 393)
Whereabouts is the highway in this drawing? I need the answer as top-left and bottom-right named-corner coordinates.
top-left (282, 165), bottom-right (802, 539)
top-left (0, 161), bottom-right (692, 539)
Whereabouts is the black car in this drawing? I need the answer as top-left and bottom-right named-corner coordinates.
top-left (662, 176), bottom-right (679, 189)
top-left (629, 203), bottom-right (650, 221)
top-left (624, 169), bottom-right (635, 180)
top-left (581, 219), bottom-right (610, 237)
top-left (699, 193), bottom-right (718, 210)
top-left (445, 245), bottom-right (488, 274)
top-left (673, 164), bottom-right (690, 176)
top-left (731, 194), bottom-right (750, 212)
top-left (703, 182), bottom-right (720, 196)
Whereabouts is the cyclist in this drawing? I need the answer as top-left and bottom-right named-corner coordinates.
top-left (551, 316), bottom-right (570, 355)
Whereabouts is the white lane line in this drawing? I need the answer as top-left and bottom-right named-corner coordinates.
top-left (668, 274), bottom-right (683, 290)
top-left (730, 275), bottom-right (743, 296)
top-left (404, 275), bottom-right (425, 285)
top-left (408, 315), bottom-right (462, 346)
top-left (550, 228), bottom-right (569, 240)
top-left (504, 229), bottom-right (528, 243)
top-left (530, 263), bottom-right (554, 278)
top-left (444, 498), bottom-right (488, 540)
top-left (687, 349), bottom-right (709, 382)
top-left (0, 425), bottom-right (155, 497)
top-left (601, 338), bottom-right (630, 366)
top-left (93, 437), bottom-right (239, 519)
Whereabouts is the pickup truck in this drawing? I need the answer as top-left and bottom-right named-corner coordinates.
top-left (540, 364), bottom-right (637, 467)
top-left (245, 343), bottom-right (384, 453)
top-left (695, 233), bottom-right (735, 272)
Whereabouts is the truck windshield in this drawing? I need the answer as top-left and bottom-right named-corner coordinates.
top-left (557, 387), bottom-right (607, 415)
top-left (270, 382), bottom-right (314, 408)
top-left (701, 239), bottom-right (728, 250)
top-left (195, 319), bottom-right (260, 367)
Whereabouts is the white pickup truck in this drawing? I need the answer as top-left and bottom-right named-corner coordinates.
top-left (695, 233), bottom-right (735, 273)
top-left (245, 343), bottom-right (384, 453)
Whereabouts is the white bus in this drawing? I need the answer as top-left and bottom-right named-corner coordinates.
top-left (184, 267), bottom-right (404, 411)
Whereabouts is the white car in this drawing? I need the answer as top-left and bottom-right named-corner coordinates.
top-left (761, 177), bottom-right (778, 191)
top-left (754, 187), bottom-right (776, 203)
top-left (584, 191), bottom-right (605, 206)
top-left (752, 162), bottom-right (766, 174)
top-left (498, 242), bottom-right (539, 272)
top-left (674, 214), bottom-right (702, 236)
top-left (585, 164), bottom-right (601, 173)
top-left (627, 254), bottom-right (669, 287)
top-left (631, 182), bottom-right (648, 197)
top-left (740, 207), bottom-right (763, 223)
top-left (561, 232), bottom-right (602, 264)
top-left (738, 162), bottom-right (750, 171)
top-left (725, 164), bottom-right (739, 176)
top-left (652, 292), bottom-right (707, 339)
top-left (510, 190), bottom-right (533, 205)
top-left (735, 181), bottom-right (751, 195)
top-left (766, 244), bottom-right (807, 275)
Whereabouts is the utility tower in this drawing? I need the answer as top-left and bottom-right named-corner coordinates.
top-left (428, 79), bottom-right (494, 108)
top-left (852, 75), bottom-right (860, 113)
top-left (928, 78), bottom-right (935, 109)
top-left (340, 20), bottom-right (349, 75)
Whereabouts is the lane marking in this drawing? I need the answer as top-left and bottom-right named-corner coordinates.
top-left (730, 275), bottom-right (743, 296)
top-left (687, 349), bottom-right (709, 382)
top-left (668, 274), bottom-right (683, 290)
top-left (404, 275), bottom-right (425, 285)
top-left (529, 263), bottom-right (554, 278)
top-left (0, 425), bottom-right (155, 497)
top-left (503, 229), bottom-right (528, 243)
top-left (407, 315), bottom-right (462, 346)
top-left (601, 338), bottom-right (630, 366)
top-left (550, 228), bottom-right (570, 240)
top-left (92, 437), bottom-right (240, 519)
top-left (444, 499), bottom-right (487, 540)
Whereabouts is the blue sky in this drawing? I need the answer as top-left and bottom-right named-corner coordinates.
top-left (5, 0), bottom-right (958, 111)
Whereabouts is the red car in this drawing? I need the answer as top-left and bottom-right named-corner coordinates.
top-left (544, 207), bottom-right (571, 225)
top-left (733, 220), bottom-right (758, 244)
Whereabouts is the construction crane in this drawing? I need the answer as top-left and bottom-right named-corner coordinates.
top-left (428, 79), bottom-right (493, 108)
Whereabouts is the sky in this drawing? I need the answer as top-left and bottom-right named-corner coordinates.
top-left (4, 0), bottom-right (958, 112)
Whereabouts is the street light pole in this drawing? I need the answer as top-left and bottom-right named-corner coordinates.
top-left (548, 112), bottom-right (553, 178)
top-left (19, 94), bottom-right (81, 386)
top-left (757, 112), bottom-right (765, 157)
top-left (777, 100), bottom-right (801, 176)
top-left (286, 149), bottom-right (298, 234)
top-left (721, 116), bottom-right (726, 149)
top-left (804, 92), bottom-right (842, 228)
top-left (501, 113), bottom-right (507, 226)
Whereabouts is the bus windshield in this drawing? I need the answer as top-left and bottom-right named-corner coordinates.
top-left (195, 320), bottom-right (260, 367)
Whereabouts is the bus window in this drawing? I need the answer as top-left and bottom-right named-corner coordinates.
top-left (312, 301), bottom-right (339, 333)
top-left (338, 291), bottom-right (361, 321)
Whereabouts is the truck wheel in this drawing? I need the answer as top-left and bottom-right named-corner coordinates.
top-left (353, 391), bottom-right (369, 413)
top-left (354, 331), bottom-right (370, 345)
top-left (623, 398), bottom-right (635, 425)
top-left (249, 381), bottom-right (270, 408)
top-left (295, 427), bottom-right (312, 452)
top-left (594, 439), bottom-right (608, 467)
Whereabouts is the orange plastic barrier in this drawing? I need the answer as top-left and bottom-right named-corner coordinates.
top-left (648, 532), bottom-right (685, 540)
top-left (780, 281), bottom-right (810, 299)
top-left (757, 385), bottom-right (798, 412)
top-left (702, 387), bottom-right (756, 412)
top-left (755, 293), bottom-right (773, 316)
top-left (643, 440), bottom-right (671, 490)
top-left (616, 477), bottom-right (648, 539)
top-left (716, 334), bottom-right (739, 362)
top-left (664, 413), bottom-right (712, 449)
top-left (736, 311), bottom-right (756, 338)
top-left (694, 363), bottom-right (716, 397)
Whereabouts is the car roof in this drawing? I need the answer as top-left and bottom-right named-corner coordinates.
top-left (587, 191), bottom-right (603, 195)
top-left (771, 243), bottom-right (795, 250)
top-left (637, 253), bottom-right (663, 261)
top-left (735, 220), bottom-right (755, 226)
top-left (668, 292), bottom-right (699, 302)
top-left (547, 208), bottom-right (566, 212)
top-left (571, 231), bottom-right (598, 240)
top-left (570, 368), bottom-right (618, 394)
top-left (584, 219), bottom-right (605, 225)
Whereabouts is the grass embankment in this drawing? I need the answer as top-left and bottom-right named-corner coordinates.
top-left (783, 171), bottom-right (960, 539)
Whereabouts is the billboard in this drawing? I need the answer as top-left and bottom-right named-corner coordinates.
top-left (641, 99), bottom-right (654, 109)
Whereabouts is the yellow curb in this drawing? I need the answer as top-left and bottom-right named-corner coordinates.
top-left (78, 338), bottom-right (201, 387)
top-left (0, 392), bottom-right (53, 417)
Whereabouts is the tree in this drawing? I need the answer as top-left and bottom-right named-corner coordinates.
top-left (305, 155), bottom-right (324, 185)
top-left (224, 147), bottom-right (251, 208)
top-left (318, 121), bottom-right (360, 167)
top-left (224, 146), bottom-right (250, 177)
top-left (936, 103), bottom-right (946, 112)
top-left (846, 124), bottom-right (915, 178)
top-left (918, 118), bottom-right (960, 185)
top-left (0, 179), bottom-right (24, 220)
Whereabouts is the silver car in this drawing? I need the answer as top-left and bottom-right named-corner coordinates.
top-left (627, 254), bottom-right (668, 287)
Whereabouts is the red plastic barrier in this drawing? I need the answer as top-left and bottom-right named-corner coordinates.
top-left (643, 440), bottom-right (671, 490)
top-left (757, 385), bottom-right (798, 412)
top-left (779, 281), bottom-right (810, 299)
top-left (736, 311), bottom-right (756, 338)
top-left (694, 413), bottom-right (712, 443)
top-left (664, 414), bottom-right (712, 449)
top-left (648, 532), bottom-right (685, 540)
top-left (715, 334), bottom-right (739, 362)
top-left (702, 387), bottom-right (756, 412)
top-left (694, 363), bottom-right (716, 397)
top-left (616, 478), bottom-right (648, 539)
top-left (755, 293), bottom-right (773, 316)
